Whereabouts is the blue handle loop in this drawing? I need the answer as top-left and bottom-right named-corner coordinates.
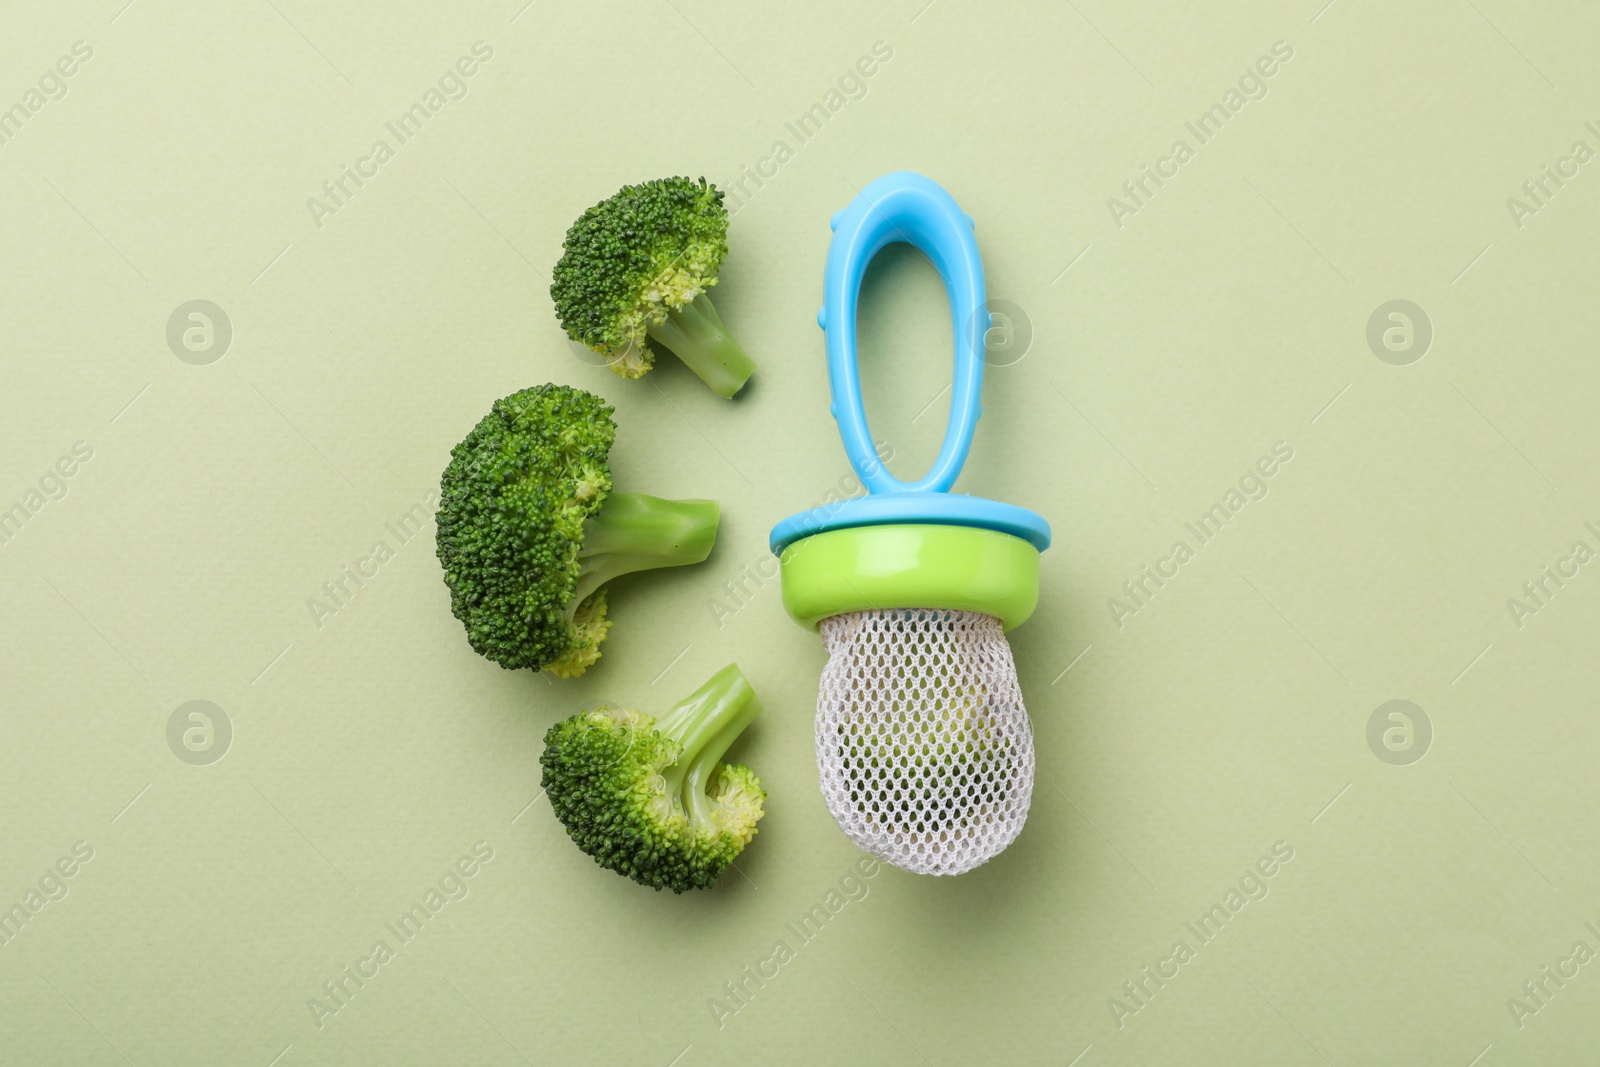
top-left (821, 172), bottom-right (985, 495)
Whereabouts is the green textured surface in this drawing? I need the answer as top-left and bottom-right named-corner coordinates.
top-left (3, 1), bottom-right (1600, 1065)
top-left (779, 524), bottom-right (1040, 630)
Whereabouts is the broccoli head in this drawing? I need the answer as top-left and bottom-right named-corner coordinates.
top-left (435, 383), bottom-right (718, 677)
top-left (550, 176), bottom-right (755, 399)
top-left (540, 663), bottom-right (766, 892)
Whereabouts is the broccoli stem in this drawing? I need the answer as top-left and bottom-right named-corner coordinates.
top-left (567, 493), bottom-right (718, 615)
top-left (646, 292), bottom-right (754, 399)
top-left (655, 664), bottom-right (760, 824)
top-left (680, 684), bottom-right (761, 829)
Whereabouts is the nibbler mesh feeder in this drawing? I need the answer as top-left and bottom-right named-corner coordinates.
top-left (770, 172), bottom-right (1052, 876)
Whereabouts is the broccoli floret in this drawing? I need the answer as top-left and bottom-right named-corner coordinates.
top-left (540, 664), bottom-right (766, 892)
top-left (435, 384), bottom-right (718, 677)
top-left (550, 176), bottom-right (755, 399)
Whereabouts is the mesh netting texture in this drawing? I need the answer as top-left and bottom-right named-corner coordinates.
top-left (815, 609), bottom-right (1035, 875)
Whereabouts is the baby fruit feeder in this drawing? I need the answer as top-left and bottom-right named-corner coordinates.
top-left (770, 172), bottom-right (1051, 876)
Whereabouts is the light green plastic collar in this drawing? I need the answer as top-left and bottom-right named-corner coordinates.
top-left (778, 523), bottom-right (1040, 632)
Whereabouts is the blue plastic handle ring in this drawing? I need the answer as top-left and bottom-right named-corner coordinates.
top-left (820, 172), bottom-right (985, 495)
top-left (769, 172), bottom-right (1050, 557)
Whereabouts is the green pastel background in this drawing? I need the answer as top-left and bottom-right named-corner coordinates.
top-left (3, 0), bottom-right (1598, 1063)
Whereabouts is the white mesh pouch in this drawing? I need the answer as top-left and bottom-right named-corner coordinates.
top-left (815, 608), bottom-right (1035, 875)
